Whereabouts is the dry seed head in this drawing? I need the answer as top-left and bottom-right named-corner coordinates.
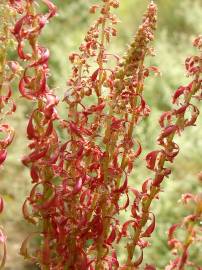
top-left (116, 1), bottom-right (157, 80)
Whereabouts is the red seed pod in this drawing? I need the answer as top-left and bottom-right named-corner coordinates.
top-left (30, 47), bottom-right (49, 67)
top-left (114, 175), bottom-right (128, 193)
top-left (103, 251), bottom-right (119, 269)
top-left (172, 86), bottom-right (186, 104)
top-left (105, 226), bottom-right (116, 245)
top-left (0, 150), bottom-right (7, 166)
top-left (91, 68), bottom-right (100, 82)
top-left (145, 150), bottom-right (161, 170)
top-left (120, 220), bottom-right (135, 239)
top-left (173, 104), bottom-right (188, 116)
top-left (110, 117), bottom-right (123, 131)
top-left (30, 165), bottom-right (40, 183)
top-left (168, 224), bottom-right (180, 243)
top-left (159, 125), bottom-right (179, 140)
top-left (141, 178), bottom-right (152, 194)
top-left (42, 0), bottom-right (57, 19)
top-left (180, 193), bottom-right (195, 204)
top-left (89, 5), bottom-right (100, 14)
top-left (133, 140), bottom-right (142, 158)
top-left (193, 35), bottom-right (202, 49)
top-left (118, 193), bottom-right (130, 211)
top-left (184, 103), bottom-right (200, 127)
top-left (72, 178), bottom-right (83, 195)
top-left (132, 249), bottom-right (144, 267)
top-left (159, 111), bottom-right (173, 128)
top-left (0, 198), bottom-right (4, 214)
top-left (141, 212), bottom-right (155, 237)
top-left (0, 125), bottom-right (14, 148)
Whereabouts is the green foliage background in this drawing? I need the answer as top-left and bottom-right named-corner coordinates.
top-left (0, 0), bottom-right (201, 269)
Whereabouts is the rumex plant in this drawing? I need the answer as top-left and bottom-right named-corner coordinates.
top-left (12, 0), bottom-right (60, 268)
top-left (122, 35), bottom-right (202, 269)
top-left (60, 1), bottom-right (157, 269)
top-left (0, 1), bottom-right (20, 267)
top-left (0, 0), bottom-right (201, 269)
top-left (166, 172), bottom-right (202, 270)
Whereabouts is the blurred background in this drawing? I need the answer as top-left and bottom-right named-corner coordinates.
top-left (0, 0), bottom-right (202, 268)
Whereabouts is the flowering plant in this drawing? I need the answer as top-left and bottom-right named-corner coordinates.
top-left (0, 1), bottom-right (21, 267)
top-left (0, 0), bottom-right (201, 269)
